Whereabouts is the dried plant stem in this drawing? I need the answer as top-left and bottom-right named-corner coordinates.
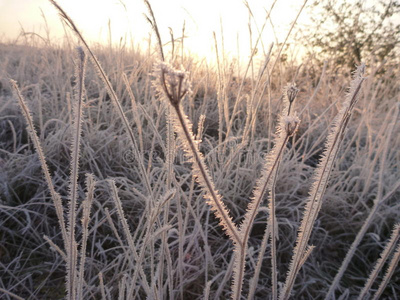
top-left (142, 0), bottom-right (164, 61)
top-left (44, 235), bottom-right (67, 261)
top-left (49, 0), bottom-right (154, 204)
top-left (372, 240), bottom-right (400, 300)
top-left (225, 0), bottom-right (278, 142)
top-left (241, 44), bottom-right (274, 148)
top-left (123, 72), bottom-right (175, 295)
top-left (325, 102), bottom-right (398, 300)
top-left (66, 46), bottom-right (86, 300)
top-left (122, 73), bottom-right (144, 153)
top-left (159, 105), bottom-right (176, 299)
top-left (104, 208), bottom-right (124, 246)
top-left (247, 214), bottom-right (271, 300)
top-left (127, 190), bottom-right (174, 299)
top-left (10, 80), bottom-right (68, 246)
top-left (141, 14), bottom-right (177, 294)
top-left (156, 62), bottom-right (301, 299)
top-left (0, 288), bottom-right (24, 300)
top-left (234, 83), bottom-right (298, 300)
top-left (269, 165), bottom-right (280, 300)
top-left (267, 0), bottom-right (308, 80)
top-left (213, 31), bottom-right (228, 158)
top-left (77, 174), bottom-right (96, 300)
top-left (171, 101), bottom-right (241, 245)
top-left (233, 134), bottom-right (288, 299)
top-left (248, 44), bottom-right (274, 144)
top-left (358, 224), bottom-right (400, 300)
top-left (155, 63), bottom-right (242, 290)
top-left (280, 65), bottom-right (365, 300)
top-left (108, 180), bottom-right (152, 296)
top-left (99, 272), bottom-right (107, 300)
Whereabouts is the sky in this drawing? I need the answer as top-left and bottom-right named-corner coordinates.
top-left (0, 0), bottom-right (310, 62)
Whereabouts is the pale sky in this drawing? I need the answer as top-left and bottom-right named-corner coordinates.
top-left (0, 0), bottom-right (309, 61)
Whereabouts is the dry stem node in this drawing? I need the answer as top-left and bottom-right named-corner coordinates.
top-left (284, 113), bottom-right (300, 136)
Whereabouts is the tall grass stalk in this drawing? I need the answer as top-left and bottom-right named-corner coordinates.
top-left (66, 46), bottom-right (87, 300)
top-left (358, 224), bottom-right (400, 299)
top-left (0, 287), bottom-right (25, 300)
top-left (225, 0), bottom-right (278, 143)
top-left (126, 188), bottom-right (175, 299)
top-left (108, 179), bottom-right (152, 296)
top-left (154, 62), bottom-right (242, 246)
top-left (43, 235), bottom-right (67, 261)
top-left (10, 80), bottom-right (68, 246)
top-left (325, 102), bottom-right (399, 299)
top-left (247, 213), bottom-right (271, 300)
top-left (154, 59), bottom-right (301, 299)
top-left (267, 164), bottom-right (279, 299)
top-left (234, 84), bottom-right (300, 300)
top-left (240, 0), bottom-right (307, 148)
top-left (280, 64), bottom-right (366, 300)
top-left (77, 174), bottom-right (96, 300)
top-left (372, 238), bottom-right (400, 299)
top-left (99, 272), bottom-right (107, 300)
top-left (49, 0), bottom-right (154, 205)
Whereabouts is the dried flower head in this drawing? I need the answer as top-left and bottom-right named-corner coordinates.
top-left (286, 84), bottom-right (299, 104)
top-left (153, 61), bottom-right (192, 106)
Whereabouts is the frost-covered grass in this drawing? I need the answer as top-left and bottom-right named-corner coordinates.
top-left (0, 5), bottom-right (399, 299)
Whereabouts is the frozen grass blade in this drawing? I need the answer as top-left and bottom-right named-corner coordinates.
top-left (234, 84), bottom-right (299, 300)
top-left (99, 272), bottom-right (107, 300)
top-left (77, 174), bottom-right (96, 300)
top-left (44, 235), bottom-right (67, 261)
top-left (326, 101), bottom-right (399, 299)
top-left (280, 64), bottom-right (366, 300)
top-left (142, 0), bottom-right (164, 61)
top-left (358, 224), bottom-right (400, 299)
top-left (122, 73), bottom-right (144, 153)
top-left (247, 216), bottom-right (271, 300)
top-left (108, 180), bottom-right (152, 296)
top-left (48, 0), bottom-right (154, 203)
top-left (225, 0), bottom-right (278, 142)
top-left (0, 287), bottom-right (25, 300)
top-left (10, 80), bottom-right (68, 246)
top-left (65, 46), bottom-right (86, 300)
top-left (372, 239), bottom-right (400, 300)
top-left (127, 189), bottom-right (175, 299)
top-left (154, 61), bottom-right (242, 246)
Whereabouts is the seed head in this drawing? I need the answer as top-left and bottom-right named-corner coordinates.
top-left (153, 61), bottom-right (192, 106)
top-left (286, 84), bottom-right (299, 104)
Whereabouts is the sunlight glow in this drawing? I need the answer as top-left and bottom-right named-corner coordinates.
top-left (0, 0), bottom-right (308, 62)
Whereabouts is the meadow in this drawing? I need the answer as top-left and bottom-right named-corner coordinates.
top-left (0, 1), bottom-right (399, 299)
